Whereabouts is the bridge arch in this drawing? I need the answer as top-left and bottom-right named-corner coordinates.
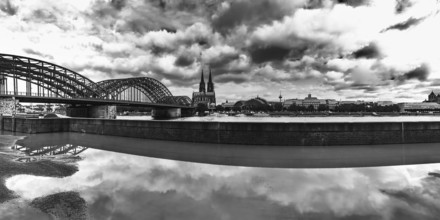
top-left (0, 53), bottom-right (105, 98)
top-left (0, 53), bottom-right (191, 106)
top-left (97, 77), bottom-right (175, 103)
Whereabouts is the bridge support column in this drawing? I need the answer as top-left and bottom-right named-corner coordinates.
top-left (152, 108), bottom-right (181, 119)
top-left (67, 105), bottom-right (117, 119)
top-left (181, 108), bottom-right (195, 117)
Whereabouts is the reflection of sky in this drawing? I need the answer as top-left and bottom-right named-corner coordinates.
top-left (5, 149), bottom-right (440, 219)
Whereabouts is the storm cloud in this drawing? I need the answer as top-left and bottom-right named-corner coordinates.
top-left (1, 0), bottom-right (439, 102)
top-left (0, 0), bottom-right (17, 16)
top-left (400, 64), bottom-right (429, 81)
top-left (352, 43), bottom-right (381, 59)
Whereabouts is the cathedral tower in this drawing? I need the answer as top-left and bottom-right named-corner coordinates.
top-left (207, 67), bottom-right (214, 92)
top-left (199, 68), bottom-right (206, 93)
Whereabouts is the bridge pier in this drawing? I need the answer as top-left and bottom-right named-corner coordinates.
top-left (151, 108), bottom-right (182, 119)
top-left (67, 105), bottom-right (117, 119)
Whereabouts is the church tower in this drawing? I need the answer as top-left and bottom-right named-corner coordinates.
top-left (207, 67), bottom-right (214, 92)
top-left (199, 68), bottom-right (206, 93)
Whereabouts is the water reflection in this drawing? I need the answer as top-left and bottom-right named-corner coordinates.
top-left (2, 133), bottom-right (440, 219)
top-left (13, 144), bottom-right (88, 157)
top-left (5, 147), bottom-right (440, 220)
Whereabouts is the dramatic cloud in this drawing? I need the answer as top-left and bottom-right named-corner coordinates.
top-left (1, 0), bottom-right (440, 102)
top-left (352, 43), bottom-right (381, 59)
top-left (211, 0), bottom-right (307, 35)
top-left (383, 17), bottom-right (426, 31)
top-left (336, 0), bottom-right (369, 7)
top-left (250, 45), bottom-right (293, 64)
top-left (395, 0), bottom-right (412, 13)
top-left (400, 64), bottom-right (429, 81)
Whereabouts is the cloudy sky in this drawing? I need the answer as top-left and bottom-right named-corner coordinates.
top-left (1, 0), bottom-right (440, 102)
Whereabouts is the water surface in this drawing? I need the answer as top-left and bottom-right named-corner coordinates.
top-left (1, 133), bottom-right (440, 219)
top-left (118, 115), bottom-right (440, 122)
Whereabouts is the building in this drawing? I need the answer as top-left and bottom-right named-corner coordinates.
top-left (326, 99), bottom-right (338, 110)
top-left (283, 99), bottom-right (302, 108)
top-left (234, 97), bottom-right (271, 111)
top-left (301, 94), bottom-right (326, 109)
top-left (426, 91), bottom-right (440, 103)
top-left (339, 100), bottom-right (365, 105)
top-left (398, 102), bottom-right (440, 112)
top-left (192, 67), bottom-right (216, 109)
top-left (221, 100), bottom-right (236, 110)
top-left (283, 95), bottom-right (337, 110)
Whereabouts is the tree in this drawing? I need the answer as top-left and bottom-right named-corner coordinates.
top-left (274, 103), bottom-right (283, 111)
top-left (307, 105), bottom-right (315, 112)
top-left (288, 104), bottom-right (298, 112)
top-left (196, 103), bottom-right (208, 114)
top-left (215, 105), bottom-right (224, 112)
top-left (317, 104), bottom-right (328, 112)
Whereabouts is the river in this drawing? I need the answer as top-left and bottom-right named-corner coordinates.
top-left (118, 115), bottom-right (440, 122)
top-left (1, 130), bottom-right (440, 219)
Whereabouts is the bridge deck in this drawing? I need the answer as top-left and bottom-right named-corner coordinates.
top-left (0, 94), bottom-right (193, 109)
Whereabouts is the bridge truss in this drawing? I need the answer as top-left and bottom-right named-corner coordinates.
top-left (0, 54), bottom-right (191, 106)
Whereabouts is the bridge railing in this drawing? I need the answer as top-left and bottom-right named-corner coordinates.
top-left (0, 90), bottom-right (191, 107)
top-left (0, 91), bottom-right (60, 98)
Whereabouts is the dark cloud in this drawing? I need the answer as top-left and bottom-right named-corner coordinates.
top-left (175, 55), bottom-right (195, 67)
top-left (110, 0), bottom-right (127, 11)
top-left (336, 0), bottom-right (369, 7)
top-left (207, 54), bottom-right (240, 69)
top-left (352, 43), bottom-right (380, 59)
top-left (212, 0), bottom-right (288, 35)
top-left (400, 64), bottom-right (429, 81)
top-left (383, 17), bottom-right (425, 32)
top-left (250, 46), bottom-right (302, 64)
top-left (215, 74), bottom-right (249, 84)
top-left (0, 0), bottom-right (17, 16)
top-left (395, 0), bottom-right (412, 14)
top-left (158, 0), bottom-right (166, 10)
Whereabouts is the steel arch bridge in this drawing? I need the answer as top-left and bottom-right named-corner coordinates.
top-left (0, 53), bottom-right (191, 106)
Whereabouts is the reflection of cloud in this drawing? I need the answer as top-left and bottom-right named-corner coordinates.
top-left (5, 149), bottom-right (440, 219)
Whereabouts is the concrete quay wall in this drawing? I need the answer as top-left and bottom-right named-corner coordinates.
top-left (2, 117), bottom-right (440, 146)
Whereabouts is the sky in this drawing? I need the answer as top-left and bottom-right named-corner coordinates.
top-left (1, 0), bottom-right (440, 103)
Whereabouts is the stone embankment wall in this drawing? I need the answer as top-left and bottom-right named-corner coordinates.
top-left (2, 117), bottom-right (440, 146)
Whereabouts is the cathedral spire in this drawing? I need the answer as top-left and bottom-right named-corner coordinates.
top-left (207, 67), bottom-right (214, 92)
top-left (199, 67), bottom-right (206, 92)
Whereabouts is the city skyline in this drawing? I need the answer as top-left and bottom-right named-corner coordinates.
top-left (1, 0), bottom-right (440, 102)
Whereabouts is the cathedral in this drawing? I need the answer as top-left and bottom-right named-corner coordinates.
top-left (427, 91), bottom-right (440, 103)
top-left (192, 67), bottom-right (216, 109)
